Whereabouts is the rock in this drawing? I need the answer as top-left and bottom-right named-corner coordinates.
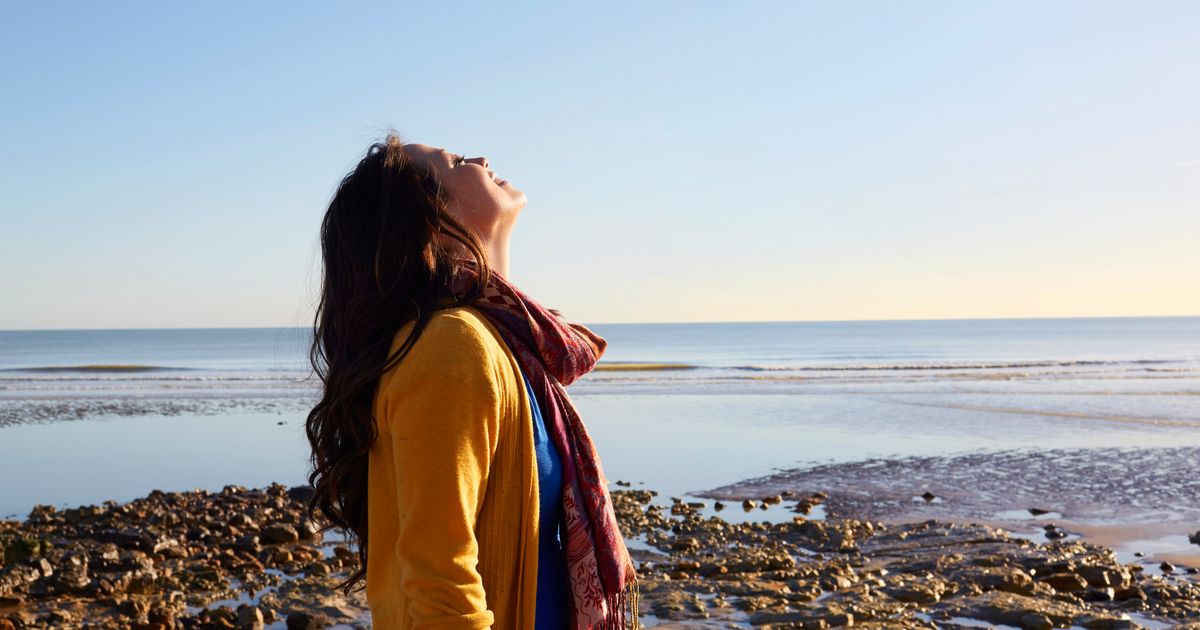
top-left (27, 557), bottom-right (52, 579)
top-left (45, 608), bottom-right (80, 625)
top-left (747, 609), bottom-right (814, 625)
top-left (50, 560), bottom-right (91, 594)
top-left (296, 519), bottom-right (321, 540)
top-left (649, 590), bottom-right (708, 620)
top-left (286, 486), bottom-right (316, 503)
top-left (119, 598), bottom-right (151, 617)
top-left (794, 499), bottom-right (819, 514)
top-left (1, 537), bottom-right (44, 565)
top-left (889, 583), bottom-right (941, 604)
top-left (148, 607), bottom-right (175, 626)
top-left (236, 605), bottom-right (265, 629)
top-left (230, 513), bottom-right (256, 529)
top-left (1113, 586), bottom-right (1146, 601)
top-left (286, 610), bottom-right (329, 629)
top-left (261, 523), bottom-right (300, 545)
top-left (235, 534), bottom-right (261, 553)
top-left (948, 592), bottom-right (1076, 629)
top-left (1044, 525), bottom-right (1069, 540)
top-left (1038, 572), bottom-right (1088, 592)
top-left (671, 538), bottom-right (700, 554)
top-left (1084, 587), bottom-right (1116, 602)
top-left (1077, 565), bottom-right (1126, 589)
top-left (1189, 530), bottom-right (1200, 545)
top-left (1020, 612), bottom-right (1053, 630)
top-left (1159, 561), bottom-right (1175, 573)
top-left (977, 567), bottom-right (1035, 595)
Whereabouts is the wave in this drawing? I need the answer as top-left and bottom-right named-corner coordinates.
top-left (1, 364), bottom-right (198, 373)
top-left (729, 359), bottom-right (1177, 372)
top-left (594, 362), bottom-right (700, 372)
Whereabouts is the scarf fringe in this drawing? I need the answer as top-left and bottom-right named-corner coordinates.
top-left (602, 574), bottom-right (640, 630)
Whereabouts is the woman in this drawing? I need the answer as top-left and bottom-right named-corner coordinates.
top-left (304, 133), bottom-right (639, 630)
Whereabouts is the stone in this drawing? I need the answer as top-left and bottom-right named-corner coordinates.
top-left (288, 609), bottom-right (327, 629)
top-left (1020, 612), bottom-right (1053, 630)
top-left (261, 523), bottom-right (300, 545)
top-left (286, 486), bottom-right (316, 503)
top-left (1, 537), bottom-right (43, 565)
top-left (119, 598), bottom-right (151, 617)
top-left (977, 567), bottom-right (1035, 595)
top-left (1113, 586), bottom-right (1146, 601)
top-left (1038, 572), bottom-right (1088, 592)
top-left (890, 584), bottom-right (941, 604)
top-left (1077, 565), bottom-right (1125, 589)
top-left (236, 605), bottom-right (265, 630)
top-left (27, 558), bottom-right (52, 579)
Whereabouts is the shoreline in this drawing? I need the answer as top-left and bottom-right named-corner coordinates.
top-left (693, 445), bottom-right (1200, 577)
top-left (2, 484), bottom-right (1199, 629)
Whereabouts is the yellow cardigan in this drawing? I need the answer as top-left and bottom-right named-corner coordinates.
top-left (366, 305), bottom-right (540, 630)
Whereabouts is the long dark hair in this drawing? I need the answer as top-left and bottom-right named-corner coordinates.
top-left (304, 132), bottom-right (491, 593)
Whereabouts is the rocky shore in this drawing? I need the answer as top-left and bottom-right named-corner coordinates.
top-left (2, 483), bottom-right (1200, 629)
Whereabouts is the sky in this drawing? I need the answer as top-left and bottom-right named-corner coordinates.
top-left (1, 1), bottom-right (1197, 329)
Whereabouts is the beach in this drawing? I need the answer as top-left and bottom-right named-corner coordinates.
top-left (1, 317), bottom-right (1199, 627)
top-left (3, 483), bottom-right (1200, 629)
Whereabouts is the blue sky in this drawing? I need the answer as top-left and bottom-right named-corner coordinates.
top-left (1, 1), bottom-right (1197, 328)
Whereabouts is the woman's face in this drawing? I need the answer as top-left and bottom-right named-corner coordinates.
top-left (402, 143), bottom-right (527, 239)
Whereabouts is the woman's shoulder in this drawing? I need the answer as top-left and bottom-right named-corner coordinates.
top-left (385, 305), bottom-right (512, 381)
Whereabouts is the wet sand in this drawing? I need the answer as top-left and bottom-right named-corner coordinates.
top-left (697, 446), bottom-right (1200, 579)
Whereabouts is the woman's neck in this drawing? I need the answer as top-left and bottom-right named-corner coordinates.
top-left (480, 224), bottom-right (513, 276)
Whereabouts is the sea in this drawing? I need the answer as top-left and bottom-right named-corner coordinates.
top-left (2, 316), bottom-right (1199, 554)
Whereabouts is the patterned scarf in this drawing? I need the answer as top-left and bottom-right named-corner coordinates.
top-left (451, 261), bottom-right (639, 630)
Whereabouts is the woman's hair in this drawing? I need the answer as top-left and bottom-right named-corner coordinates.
top-left (304, 132), bottom-right (491, 593)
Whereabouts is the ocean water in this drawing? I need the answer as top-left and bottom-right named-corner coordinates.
top-left (1, 317), bottom-right (1199, 521)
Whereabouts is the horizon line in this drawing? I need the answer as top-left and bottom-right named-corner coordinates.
top-left (1, 313), bottom-right (1198, 333)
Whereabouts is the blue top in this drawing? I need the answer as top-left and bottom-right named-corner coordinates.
top-left (524, 374), bottom-right (569, 630)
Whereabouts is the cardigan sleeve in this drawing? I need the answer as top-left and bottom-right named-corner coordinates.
top-left (376, 312), bottom-right (503, 630)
